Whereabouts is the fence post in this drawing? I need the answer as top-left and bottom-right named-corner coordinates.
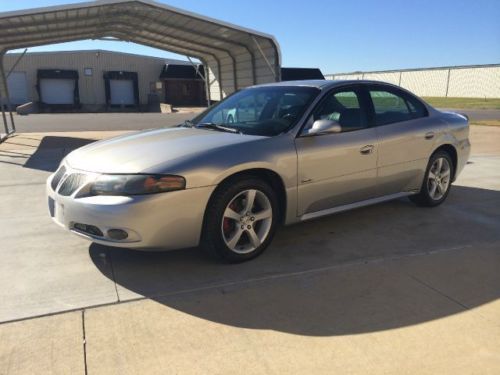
top-left (445, 68), bottom-right (451, 98)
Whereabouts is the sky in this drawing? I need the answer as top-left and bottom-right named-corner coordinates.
top-left (2, 0), bottom-right (499, 74)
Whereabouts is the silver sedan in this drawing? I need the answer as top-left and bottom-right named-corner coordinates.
top-left (47, 80), bottom-right (470, 262)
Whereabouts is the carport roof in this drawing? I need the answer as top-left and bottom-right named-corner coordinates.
top-left (0, 0), bottom-right (282, 101)
top-left (160, 64), bottom-right (205, 80)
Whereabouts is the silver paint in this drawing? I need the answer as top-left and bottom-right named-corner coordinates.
top-left (46, 80), bottom-right (471, 250)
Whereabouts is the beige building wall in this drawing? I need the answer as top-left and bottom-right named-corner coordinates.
top-left (326, 64), bottom-right (500, 98)
top-left (3, 50), bottom-right (189, 109)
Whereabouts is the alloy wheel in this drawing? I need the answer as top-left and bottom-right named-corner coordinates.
top-left (221, 189), bottom-right (273, 254)
top-left (427, 157), bottom-right (451, 201)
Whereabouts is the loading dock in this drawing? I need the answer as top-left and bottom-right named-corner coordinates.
top-left (104, 71), bottom-right (139, 108)
top-left (37, 69), bottom-right (80, 111)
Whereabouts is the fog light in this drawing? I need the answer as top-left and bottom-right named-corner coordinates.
top-left (107, 229), bottom-right (128, 241)
top-left (73, 223), bottom-right (104, 237)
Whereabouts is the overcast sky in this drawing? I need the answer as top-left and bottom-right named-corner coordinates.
top-left (3, 0), bottom-right (500, 74)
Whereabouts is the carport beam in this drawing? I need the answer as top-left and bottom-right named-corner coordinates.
top-left (6, 48), bottom-right (27, 79)
top-left (187, 56), bottom-right (210, 107)
top-left (252, 36), bottom-right (279, 81)
top-left (1, 99), bottom-right (8, 141)
top-left (0, 52), bottom-right (16, 139)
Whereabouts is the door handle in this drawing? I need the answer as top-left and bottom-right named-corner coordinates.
top-left (360, 145), bottom-right (374, 155)
top-left (425, 132), bottom-right (435, 140)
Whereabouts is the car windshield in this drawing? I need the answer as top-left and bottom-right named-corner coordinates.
top-left (191, 86), bottom-right (320, 136)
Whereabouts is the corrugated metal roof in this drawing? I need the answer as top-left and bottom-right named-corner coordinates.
top-left (0, 0), bottom-right (282, 102)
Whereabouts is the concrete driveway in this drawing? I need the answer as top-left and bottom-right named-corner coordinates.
top-left (12, 111), bottom-right (201, 133)
top-left (0, 126), bottom-right (499, 374)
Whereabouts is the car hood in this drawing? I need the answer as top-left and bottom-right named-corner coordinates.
top-left (66, 127), bottom-right (265, 173)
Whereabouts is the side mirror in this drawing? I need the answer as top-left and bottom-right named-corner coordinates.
top-left (307, 119), bottom-right (342, 136)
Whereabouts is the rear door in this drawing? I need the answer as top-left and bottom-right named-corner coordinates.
top-left (295, 86), bottom-right (378, 217)
top-left (365, 85), bottom-right (437, 195)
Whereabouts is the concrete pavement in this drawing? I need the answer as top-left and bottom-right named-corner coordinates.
top-left (1, 244), bottom-right (499, 374)
top-left (1, 125), bottom-right (499, 374)
top-left (12, 112), bottom-right (200, 133)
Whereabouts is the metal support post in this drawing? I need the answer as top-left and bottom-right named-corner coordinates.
top-left (187, 56), bottom-right (210, 107)
top-left (252, 36), bottom-right (279, 82)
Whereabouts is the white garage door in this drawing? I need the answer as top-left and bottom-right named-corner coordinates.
top-left (110, 79), bottom-right (135, 105)
top-left (40, 78), bottom-right (75, 104)
top-left (7, 72), bottom-right (28, 105)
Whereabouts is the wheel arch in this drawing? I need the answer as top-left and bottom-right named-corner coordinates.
top-left (208, 168), bottom-right (288, 225)
top-left (432, 144), bottom-right (458, 180)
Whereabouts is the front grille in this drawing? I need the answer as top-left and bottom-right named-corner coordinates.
top-left (51, 165), bottom-right (66, 191)
top-left (58, 173), bottom-right (87, 196)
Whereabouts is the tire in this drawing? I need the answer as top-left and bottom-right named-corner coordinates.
top-left (201, 178), bottom-right (279, 263)
top-left (410, 151), bottom-right (454, 207)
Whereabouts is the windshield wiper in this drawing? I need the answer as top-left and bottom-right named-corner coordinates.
top-left (178, 119), bottom-right (194, 128)
top-left (196, 122), bottom-right (241, 134)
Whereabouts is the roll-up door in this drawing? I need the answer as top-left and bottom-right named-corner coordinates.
top-left (40, 78), bottom-right (75, 104)
top-left (37, 70), bottom-right (79, 109)
top-left (103, 71), bottom-right (139, 108)
top-left (110, 79), bottom-right (135, 105)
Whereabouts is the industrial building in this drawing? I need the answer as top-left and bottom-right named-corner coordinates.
top-left (3, 50), bottom-right (201, 111)
top-left (3, 50), bottom-right (324, 112)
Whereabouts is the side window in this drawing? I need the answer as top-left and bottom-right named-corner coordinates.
top-left (406, 96), bottom-right (428, 119)
top-left (370, 89), bottom-right (427, 126)
top-left (310, 90), bottom-right (367, 132)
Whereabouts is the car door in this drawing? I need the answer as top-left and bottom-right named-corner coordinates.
top-left (365, 85), bottom-right (439, 195)
top-left (295, 86), bottom-right (378, 217)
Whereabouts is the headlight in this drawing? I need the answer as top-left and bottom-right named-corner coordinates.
top-left (90, 174), bottom-right (186, 196)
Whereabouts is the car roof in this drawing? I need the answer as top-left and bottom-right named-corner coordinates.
top-left (251, 79), bottom-right (398, 90)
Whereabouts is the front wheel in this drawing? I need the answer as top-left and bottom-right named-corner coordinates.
top-left (201, 178), bottom-right (279, 262)
top-left (410, 151), bottom-right (454, 207)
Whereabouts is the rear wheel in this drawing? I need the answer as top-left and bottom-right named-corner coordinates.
top-left (201, 178), bottom-right (278, 262)
top-left (410, 151), bottom-right (454, 207)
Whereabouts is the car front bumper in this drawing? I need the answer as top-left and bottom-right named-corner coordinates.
top-left (46, 167), bottom-right (215, 250)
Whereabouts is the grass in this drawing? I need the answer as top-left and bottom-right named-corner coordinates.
top-left (422, 97), bottom-right (500, 110)
top-left (470, 120), bottom-right (500, 127)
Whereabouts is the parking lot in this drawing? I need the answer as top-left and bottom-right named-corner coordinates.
top-left (1, 117), bottom-right (499, 374)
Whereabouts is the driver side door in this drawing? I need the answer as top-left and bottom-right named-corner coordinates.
top-left (295, 87), bottom-right (378, 218)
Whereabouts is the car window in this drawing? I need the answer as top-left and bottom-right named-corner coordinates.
top-left (369, 89), bottom-right (427, 126)
top-left (307, 89), bottom-right (368, 133)
top-left (194, 86), bottom-right (319, 136)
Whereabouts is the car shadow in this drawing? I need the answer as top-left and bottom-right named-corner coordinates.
top-left (89, 184), bottom-right (500, 336)
top-left (0, 135), bottom-right (96, 172)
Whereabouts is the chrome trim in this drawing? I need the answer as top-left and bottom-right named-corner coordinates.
top-left (300, 192), bottom-right (416, 221)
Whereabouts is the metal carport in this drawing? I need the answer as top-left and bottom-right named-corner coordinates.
top-left (0, 0), bottom-right (281, 141)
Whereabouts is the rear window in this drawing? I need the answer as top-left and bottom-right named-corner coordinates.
top-left (370, 89), bottom-right (427, 126)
